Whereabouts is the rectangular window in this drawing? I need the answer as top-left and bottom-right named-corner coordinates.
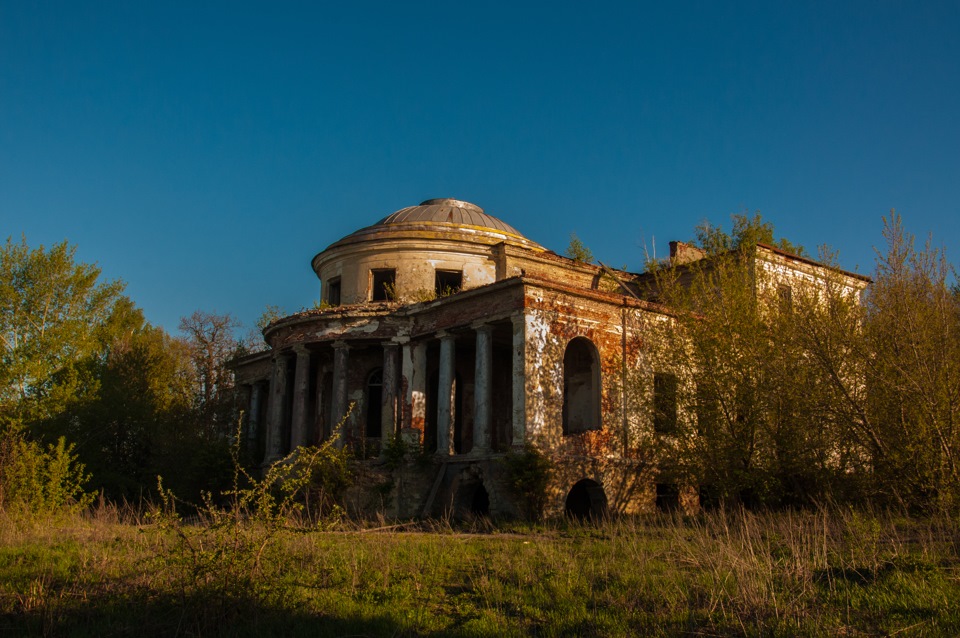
top-left (435, 269), bottom-right (462, 297)
top-left (325, 277), bottom-right (341, 306)
top-left (777, 283), bottom-right (793, 311)
top-left (695, 381), bottom-right (717, 435)
top-left (654, 372), bottom-right (678, 434)
top-left (371, 269), bottom-right (396, 301)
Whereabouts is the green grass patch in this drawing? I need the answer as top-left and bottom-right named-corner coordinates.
top-left (1, 509), bottom-right (959, 636)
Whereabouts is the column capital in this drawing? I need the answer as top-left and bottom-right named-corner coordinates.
top-left (293, 343), bottom-right (309, 355)
top-left (437, 330), bottom-right (456, 340)
top-left (381, 339), bottom-right (401, 349)
top-left (471, 321), bottom-right (494, 333)
top-left (332, 340), bottom-right (350, 351)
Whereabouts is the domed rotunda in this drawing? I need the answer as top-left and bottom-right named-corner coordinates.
top-left (230, 196), bottom-right (865, 520)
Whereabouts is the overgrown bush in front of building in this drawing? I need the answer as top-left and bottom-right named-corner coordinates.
top-left (502, 444), bottom-right (553, 520)
top-left (148, 422), bottom-right (352, 628)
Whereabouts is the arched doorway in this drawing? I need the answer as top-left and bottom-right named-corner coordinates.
top-left (454, 481), bottom-right (490, 518)
top-left (562, 337), bottom-right (601, 434)
top-left (565, 479), bottom-right (608, 520)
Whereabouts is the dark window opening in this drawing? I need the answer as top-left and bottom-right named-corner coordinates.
top-left (365, 368), bottom-right (383, 437)
top-left (435, 270), bottom-right (463, 297)
top-left (326, 277), bottom-right (341, 306)
top-left (656, 483), bottom-right (680, 512)
top-left (371, 269), bottom-right (396, 301)
top-left (777, 283), bottom-right (793, 311)
top-left (699, 484), bottom-right (722, 510)
top-left (695, 381), bottom-right (718, 436)
top-left (654, 373), bottom-right (678, 434)
top-left (562, 337), bottom-right (601, 435)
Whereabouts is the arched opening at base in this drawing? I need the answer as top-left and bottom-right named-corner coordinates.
top-left (656, 483), bottom-right (680, 512)
top-left (454, 481), bottom-right (491, 518)
top-left (565, 479), bottom-right (608, 520)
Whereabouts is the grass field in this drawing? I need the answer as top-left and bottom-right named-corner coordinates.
top-left (2, 506), bottom-right (958, 637)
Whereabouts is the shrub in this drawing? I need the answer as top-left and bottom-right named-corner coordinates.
top-left (0, 426), bottom-right (93, 514)
top-left (149, 418), bottom-right (352, 623)
top-left (502, 444), bottom-right (553, 520)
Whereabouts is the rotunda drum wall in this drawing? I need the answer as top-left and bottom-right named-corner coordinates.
top-left (313, 199), bottom-right (532, 306)
top-left (319, 248), bottom-right (496, 304)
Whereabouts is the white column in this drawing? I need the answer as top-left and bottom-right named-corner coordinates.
top-left (381, 342), bottom-right (400, 445)
top-left (511, 313), bottom-right (527, 449)
top-left (472, 323), bottom-right (493, 454)
top-left (331, 341), bottom-right (350, 449)
top-left (289, 346), bottom-right (311, 450)
top-left (400, 339), bottom-right (426, 447)
top-left (436, 332), bottom-right (456, 456)
top-left (265, 352), bottom-right (289, 464)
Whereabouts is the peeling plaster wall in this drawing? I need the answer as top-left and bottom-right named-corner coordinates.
top-left (754, 247), bottom-right (868, 307)
top-left (519, 282), bottom-right (679, 516)
top-left (235, 208), bottom-right (868, 520)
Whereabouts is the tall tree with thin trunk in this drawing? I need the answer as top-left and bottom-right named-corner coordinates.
top-left (178, 310), bottom-right (241, 437)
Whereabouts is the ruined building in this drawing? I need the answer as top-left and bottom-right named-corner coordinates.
top-left (232, 198), bottom-right (868, 518)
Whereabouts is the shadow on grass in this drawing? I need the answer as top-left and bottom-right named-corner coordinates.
top-left (1, 590), bottom-right (437, 638)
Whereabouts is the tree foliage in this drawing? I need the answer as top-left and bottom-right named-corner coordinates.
top-left (695, 212), bottom-right (806, 257)
top-left (654, 225), bottom-right (829, 507)
top-left (179, 311), bottom-right (241, 437)
top-left (565, 233), bottom-right (594, 264)
top-left (0, 236), bottom-right (127, 425)
top-left (0, 237), bottom-right (242, 506)
top-left (861, 215), bottom-right (960, 508)
top-left (794, 214), bottom-right (960, 510)
top-left (0, 433), bottom-right (93, 513)
top-left (653, 212), bottom-right (960, 511)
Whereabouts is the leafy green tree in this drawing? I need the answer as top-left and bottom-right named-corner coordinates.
top-left (0, 237), bottom-right (236, 504)
top-left (652, 215), bottom-right (836, 506)
top-left (0, 237), bottom-right (132, 510)
top-left (0, 236), bottom-right (127, 425)
top-left (695, 212), bottom-right (806, 257)
top-left (47, 323), bottom-right (205, 499)
top-left (565, 233), bottom-right (594, 264)
top-left (794, 214), bottom-right (960, 510)
top-left (865, 215), bottom-right (960, 509)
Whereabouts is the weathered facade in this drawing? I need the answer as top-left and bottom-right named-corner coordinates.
top-left (233, 198), bottom-right (868, 519)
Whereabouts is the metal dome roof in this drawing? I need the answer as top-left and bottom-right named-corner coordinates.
top-left (374, 198), bottom-right (523, 237)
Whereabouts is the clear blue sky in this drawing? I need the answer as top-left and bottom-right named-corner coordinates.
top-left (3, 1), bottom-right (958, 336)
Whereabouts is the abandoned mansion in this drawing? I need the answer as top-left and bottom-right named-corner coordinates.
top-left (232, 198), bottom-right (869, 518)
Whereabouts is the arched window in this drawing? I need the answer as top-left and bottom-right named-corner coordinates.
top-left (365, 368), bottom-right (383, 437)
top-left (562, 337), bottom-right (601, 434)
